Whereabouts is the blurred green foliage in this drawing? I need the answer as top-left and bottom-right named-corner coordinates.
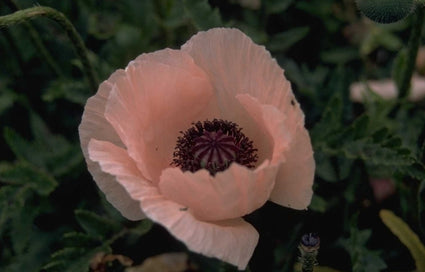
top-left (0, 0), bottom-right (424, 271)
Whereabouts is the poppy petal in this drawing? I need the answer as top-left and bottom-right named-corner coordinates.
top-left (103, 49), bottom-right (218, 183)
top-left (236, 93), bottom-right (314, 209)
top-left (158, 161), bottom-right (277, 221)
top-left (79, 75), bottom-right (145, 220)
top-left (88, 139), bottom-right (258, 270)
top-left (181, 28), bottom-right (297, 118)
top-left (270, 127), bottom-right (315, 209)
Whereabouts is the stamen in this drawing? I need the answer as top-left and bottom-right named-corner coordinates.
top-left (172, 119), bottom-right (258, 175)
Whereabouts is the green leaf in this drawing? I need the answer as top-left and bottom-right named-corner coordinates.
top-left (128, 219), bottom-right (153, 236)
top-left (43, 79), bottom-right (90, 105)
top-left (314, 151), bottom-right (338, 182)
top-left (392, 48), bottom-right (408, 90)
top-left (183, 0), bottom-right (222, 30)
top-left (3, 113), bottom-right (83, 177)
top-left (419, 180), bottom-right (425, 236)
top-left (0, 88), bottom-right (17, 115)
top-left (10, 204), bottom-right (39, 254)
top-left (320, 48), bottom-right (359, 64)
top-left (3, 127), bottom-right (35, 163)
top-left (0, 161), bottom-right (57, 196)
top-left (311, 91), bottom-right (343, 143)
top-left (267, 27), bottom-right (310, 52)
top-left (75, 210), bottom-right (121, 238)
top-left (43, 210), bottom-right (126, 272)
top-left (380, 210), bottom-right (425, 272)
top-left (63, 232), bottom-right (101, 248)
top-left (0, 185), bottom-right (24, 234)
top-left (309, 195), bottom-right (328, 213)
top-left (44, 246), bottom-right (111, 272)
top-left (341, 139), bottom-right (412, 166)
top-left (264, 0), bottom-right (294, 14)
top-left (398, 162), bottom-right (425, 181)
top-left (339, 114), bottom-right (370, 141)
top-left (341, 226), bottom-right (387, 272)
top-left (1, 230), bottom-right (59, 272)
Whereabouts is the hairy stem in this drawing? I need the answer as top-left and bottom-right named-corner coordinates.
top-left (0, 6), bottom-right (98, 92)
top-left (398, 6), bottom-right (425, 99)
top-left (4, 0), bottom-right (64, 77)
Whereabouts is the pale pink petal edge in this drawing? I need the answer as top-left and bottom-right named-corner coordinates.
top-left (270, 126), bottom-right (315, 210)
top-left (236, 94), bottom-right (314, 209)
top-left (79, 74), bottom-right (145, 220)
top-left (158, 159), bottom-right (277, 221)
top-left (88, 139), bottom-right (259, 270)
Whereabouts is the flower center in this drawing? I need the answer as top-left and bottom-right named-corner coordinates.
top-left (172, 119), bottom-right (258, 175)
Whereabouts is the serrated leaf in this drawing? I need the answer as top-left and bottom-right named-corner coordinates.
top-left (0, 161), bottom-right (57, 196)
top-left (50, 247), bottom-right (89, 261)
top-left (43, 79), bottom-right (90, 105)
top-left (63, 232), bottom-right (101, 248)
top-left (341, 139), bottom-right (413, 166)
top-left (400, 163), bottom-right (425, 181)
top-left (183, 0), bottom-right (222, 30)
top-left (419, 180), bottom-right (425, 236)
top-left (309, 195), bottom-right (327, 213)
top-left (320, 48), bottom-right (359, 64)
top-left (264, 0), bottom-right (294, 14)
top-left (380, 210), bottom-right (425, 272)
top-left (43, 245), bottom-right (111, 272)
top-left (339, 114), bottom-right (370, 141)
top-left (341, 226), bottom-right (387, 272)
top-left (3, 114), bottom-right (83, 177)
top-left (267, 27), bottom-right (309, 52)
top-left (3, 127), bottom-right (36, 163)
top-left (10, 204), bottom-right (38, 254)
top-left (2, 230), bottom-right (58, 272)
top-left (128, 219), bottom-right (153, 236)
top-left (314, 151), bottom-right (338, 182)
top-left (372, 128), bottom-right (389, 142)
top-left (45, 246), bottom-right (111, 272)
top-left (0, 88), bottom-right (17, 115)
top-left (75, 210), bottom-right (121, 238)
top-left (312, 92), bottom-right (343, 143)
top-left (41, 260), bottom-right (68, 272)
top-left (392, 48), bottom-right (408, 90)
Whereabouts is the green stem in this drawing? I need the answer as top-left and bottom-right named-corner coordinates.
top-left (0, 6), bottom-right (98, 92)
top-left (4, 0), bottom-right (64, 77)
top-left (398, 6), bottom-right (425, 99)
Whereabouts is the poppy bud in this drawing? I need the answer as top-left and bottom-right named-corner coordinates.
top-left (356, 0), bottom-right (415, 24)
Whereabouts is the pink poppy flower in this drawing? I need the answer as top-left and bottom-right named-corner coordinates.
top-left (79, 28), bottom-right (315, 269)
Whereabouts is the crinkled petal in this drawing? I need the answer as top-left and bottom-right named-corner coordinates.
top-left (236, 94), bottom-right (291, 164)
top-left (181, 28), bottom-right (299, 118)
top-left (270, 127), bottom-right (315, 210)
top-left (181, 27), bottom-right (309, 169)
top-left (104, 49), bottom-right (218, 183)
top-left (79, 75), bottom-right (145, 220)
top-left (158, 160), bottom-right (277, 221)
top-left (88, 139), bottom-right (258, 270)
top-left (157, 93), bottom-right (305, 221)
top-left (236, 94), bottom-right (314, 210)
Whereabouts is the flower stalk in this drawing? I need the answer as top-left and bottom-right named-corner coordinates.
top-left (398, 5), bottom-right (425, 99)
top-left (4, 0), bottom-right (63, 77)
top-left (0, 6), bottom-right (98, 92)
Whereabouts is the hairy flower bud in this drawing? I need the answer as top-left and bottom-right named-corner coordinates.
top-left (356, 0), bottom-right (415, 24)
